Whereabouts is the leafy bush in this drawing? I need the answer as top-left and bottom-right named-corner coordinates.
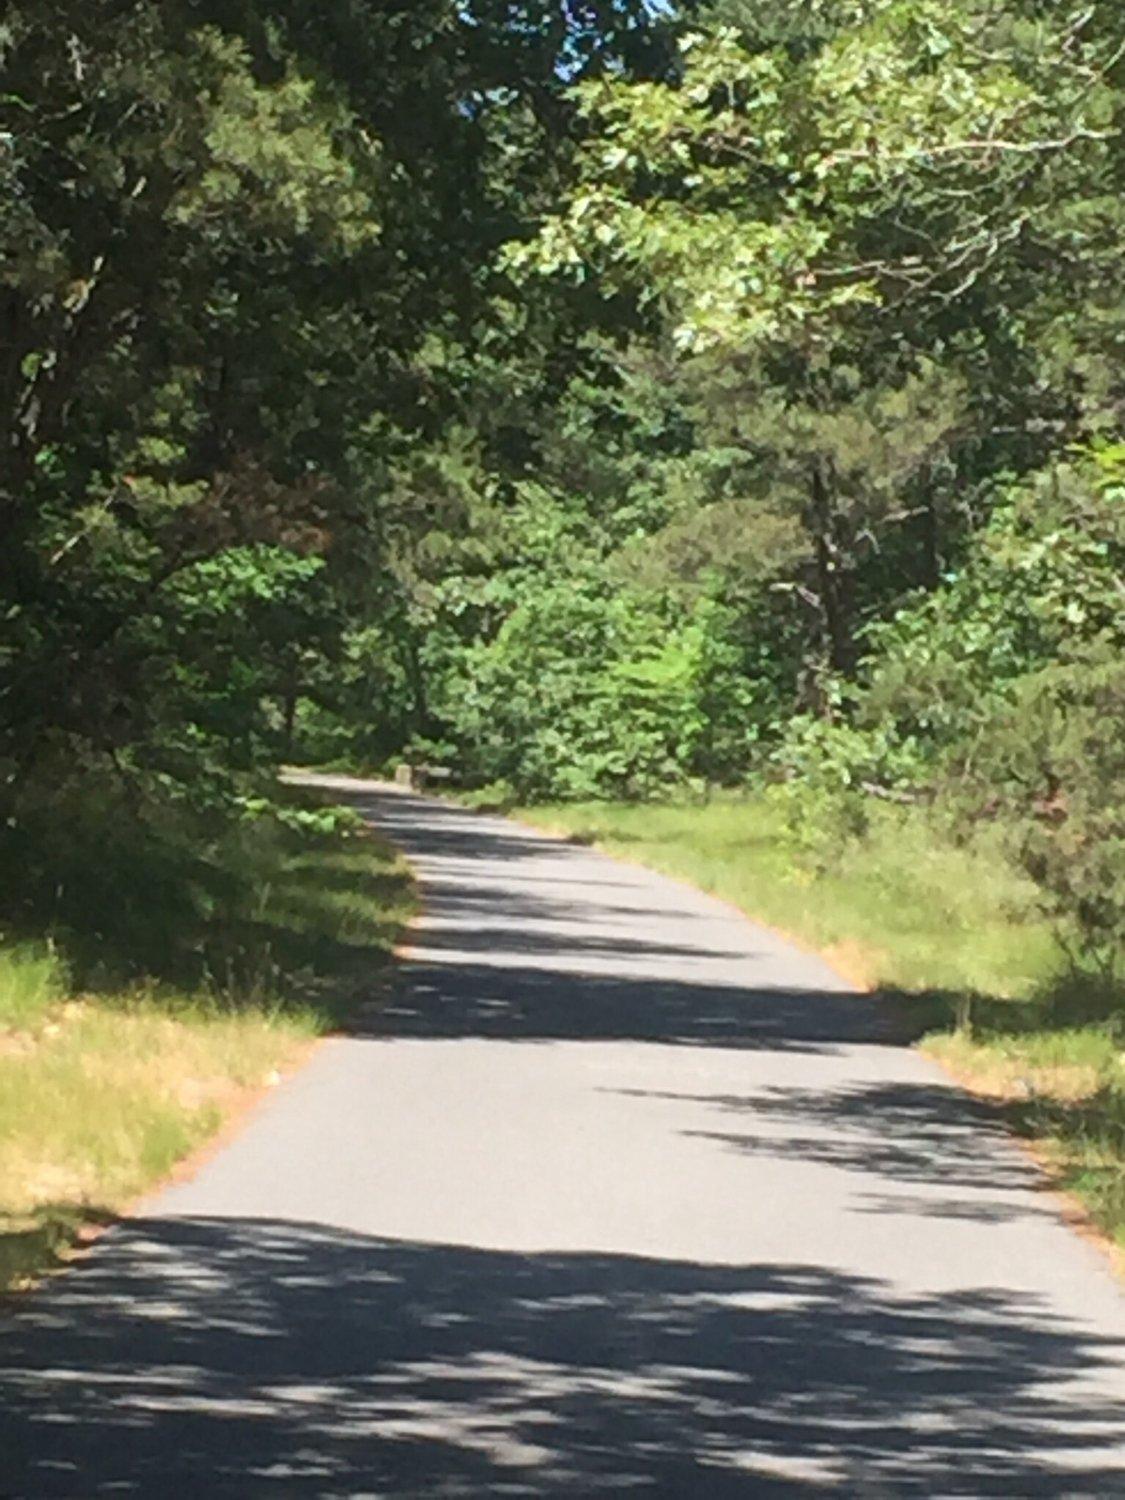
top-left (776, 451), bottom-right (1125, 963)
top-left (858, 454), bottom-right (1125, 760)
top-left (0, 945), bottom-right (68, 1031)
top-left (971, 648), bottom-right (1125, 968)
top-left (434, 584), bottom-right (709, 801)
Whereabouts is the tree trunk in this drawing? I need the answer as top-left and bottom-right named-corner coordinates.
top-left (399, 634), bottom-right (429, 738)
top-left (282, 670), bottom-right (299, 760)
top-left (921, 488), bottom-right (940, 590)
top-left (807, 460), bottom-right (857, 683)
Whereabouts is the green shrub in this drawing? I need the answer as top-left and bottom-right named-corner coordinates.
top-left (772, 451), bottom-right (1125, 967)
top-left (0, 944), bottom-right (68, 1030)
top-left (972, 648), bottom-right (1125, 968)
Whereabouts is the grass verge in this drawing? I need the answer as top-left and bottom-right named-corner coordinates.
top-left (517, 794), bottom-right (1125, 1254)
top-left (0, 801), bottom-right (413, 1293)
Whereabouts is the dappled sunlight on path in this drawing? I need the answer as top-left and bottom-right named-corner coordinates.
top-left (4, 1217), bottom-right (1124, 1496)
top-left (2, 780), bottom-right (1123, 1496)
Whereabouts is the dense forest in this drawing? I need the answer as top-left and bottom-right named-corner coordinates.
top-left (2, 0), bottom-right (1123, 966)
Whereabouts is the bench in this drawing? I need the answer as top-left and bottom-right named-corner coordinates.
top-left (393, 763), bottom-right (454, 791)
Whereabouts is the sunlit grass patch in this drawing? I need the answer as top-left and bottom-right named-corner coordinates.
top-left (0, 1001), bottom-right (306, 1290)
top-left (518, 795), bottom-right (1058, 998)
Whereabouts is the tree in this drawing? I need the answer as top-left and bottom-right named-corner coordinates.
top-left (507, 2), bottom-right (1121, 706)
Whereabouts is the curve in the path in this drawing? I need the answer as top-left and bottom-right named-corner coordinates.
top-left (1, 776), bottom-right (1123, 1497)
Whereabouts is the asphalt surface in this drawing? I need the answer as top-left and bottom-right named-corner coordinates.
top-left (2, 776), bottom-right (1124, 1496)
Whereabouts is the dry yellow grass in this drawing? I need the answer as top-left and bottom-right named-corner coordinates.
top-left (925, 1031), bottom-right (1112, 1107)
top-left (0, 1000), bottom-right (311, 1290)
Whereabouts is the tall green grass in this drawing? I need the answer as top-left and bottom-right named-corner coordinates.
top-left (0, 944), bottom-right (68, 1031)
top-left (521, 795), bottom-right (1060, 997)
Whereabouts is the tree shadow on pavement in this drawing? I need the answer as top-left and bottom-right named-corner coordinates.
top-left (609, 1078), bottom-right (1061, 1224)
top-left (306, 783), bottom-right (929, 1050)
top-left (655, 1081), bottom-right (1038, 1191)
top-left (1, 1215), bottom-right (1122, 1498)
top-left (363, 959), bottom-right (905, 1049)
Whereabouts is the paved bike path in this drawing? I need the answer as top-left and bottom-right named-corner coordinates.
top-left (2, 776), bottom-right (1123, 1495)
